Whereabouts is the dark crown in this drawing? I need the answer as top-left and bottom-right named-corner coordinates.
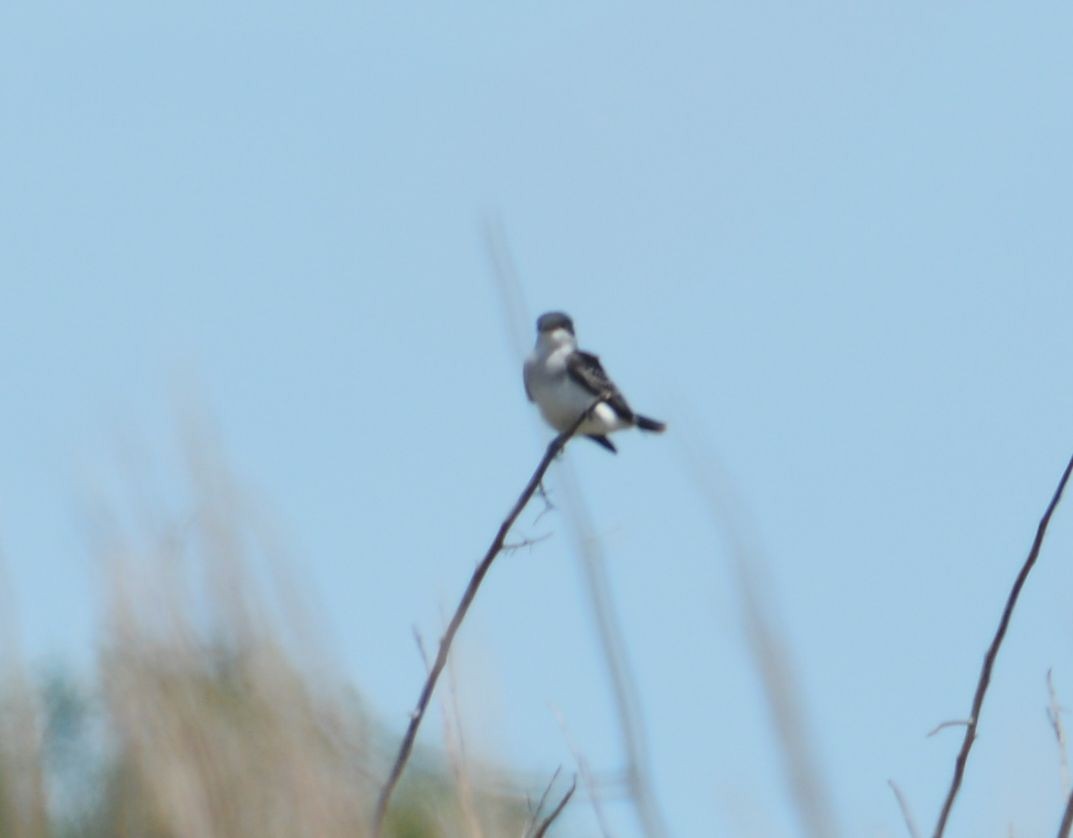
top-left (536, 311), bottom-right (574, 335)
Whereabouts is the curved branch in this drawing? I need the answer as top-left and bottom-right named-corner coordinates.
top-left (933, 452), bottom-right (1073, 837)
top-left (372, 402), bottom-right (603, 835)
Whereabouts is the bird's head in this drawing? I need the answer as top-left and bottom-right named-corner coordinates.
top-left (535, 311), bottom-right (576, 348)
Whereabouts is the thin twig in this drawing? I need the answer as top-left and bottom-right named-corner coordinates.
top-left (933, 452), bottom-right (1073, 838)
top-left (888, 779), bottom-right (922, 838)
top-left (1058, 787), bottom-right (1073, 838)
top-left (372, 402), bottom-right (604, 835)
top-left (927, 720), bottom-right (971, 738)
top-left (502, 532), bottom-right (553, 553)
top-left (533, 776), bottom-right (578, 838)
top-left (533, 483), bottom-right (556, 525)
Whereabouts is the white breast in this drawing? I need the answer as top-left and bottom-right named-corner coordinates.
top-left (524, 347), bottom-right (628, 436)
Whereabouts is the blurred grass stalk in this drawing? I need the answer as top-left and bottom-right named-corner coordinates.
top-left (680, 430), bottom-right (840, 838)
top-left (556, 464), bottom-right (668, 838)
top-left (485, 216), bottom-right (669, 837)
top-left (0, 562), bottom-right (48, 838)
top-left (0, 426), bottom-right (536, 837)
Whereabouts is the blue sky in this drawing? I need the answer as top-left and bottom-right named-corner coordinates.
top-left (3, 2), bottom-right (1073, 835)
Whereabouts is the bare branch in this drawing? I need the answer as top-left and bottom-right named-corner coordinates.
top-left (371, 401), bottom-right (604, 835)
top-left (927, 720), bottom-right (971, 738)
top-left (888, 779), bottom-right (922, 838)
top-left (533, 776), bottom-right (577, 838)
top-left (933, 452), bottom-right (1073, 837)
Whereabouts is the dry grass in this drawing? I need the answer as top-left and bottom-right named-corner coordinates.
top-left (0, 434), bottom-right (537, 838)
top-left (0, 669), bottom-right (47, 837)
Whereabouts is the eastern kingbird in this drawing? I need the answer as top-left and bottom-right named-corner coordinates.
top-left (523, 311), bottom-right (666, 453)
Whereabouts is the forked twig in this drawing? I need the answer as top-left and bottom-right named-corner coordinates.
top-left (933, 452), bottom-right (1073, 837)
top-left (533, 776), bottom-right (578, 838)
top-left (525, 766), bottom-right (563, 836)
top-left (371, 401), bottom-right (605, 835)
top-left (533, 482), bottom-right (556, 525)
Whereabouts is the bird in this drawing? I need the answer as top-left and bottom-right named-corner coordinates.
top-left (523, 311), bottom-right (666, 453)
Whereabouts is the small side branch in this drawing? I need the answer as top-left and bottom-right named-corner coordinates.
top-left (932, 452), bottom-right (1073, 837)
top-left (371, 402), bottom-right (603, 835)
top-left (927, 720), bottom-right (971, 738)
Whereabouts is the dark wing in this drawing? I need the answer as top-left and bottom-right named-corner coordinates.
top-left (567, 351), bottom-right (634, 420)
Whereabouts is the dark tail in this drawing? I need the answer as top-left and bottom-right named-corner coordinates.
top-left (634, 414), bottom-right (666, 433)
top-left (587, 435), bottom-right (618, 453)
